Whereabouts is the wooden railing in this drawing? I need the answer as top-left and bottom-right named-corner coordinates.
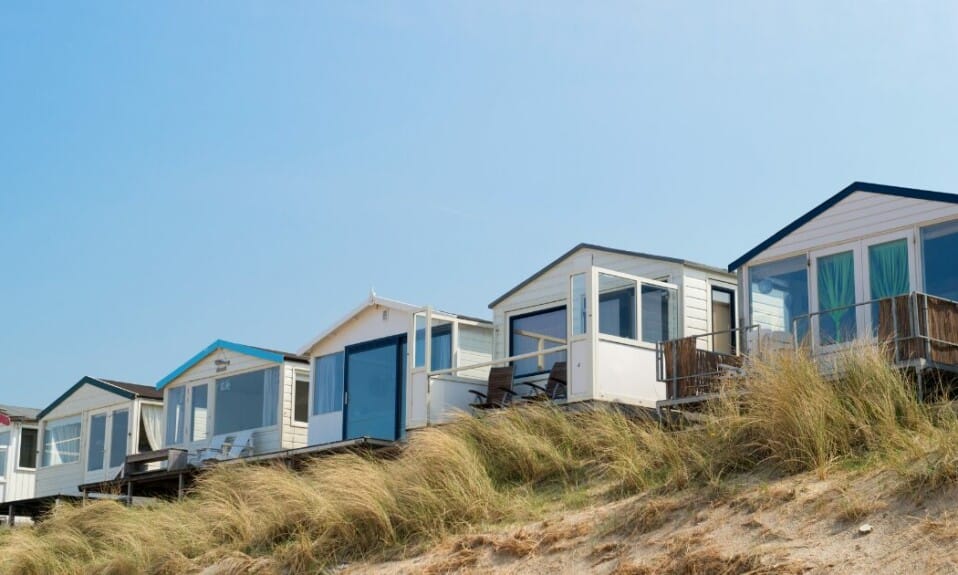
top-left (656, 326), bottom-right (758, 400)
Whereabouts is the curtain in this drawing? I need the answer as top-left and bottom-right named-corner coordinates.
top-left (261, 367), bottom-right (280, 427)
top-left (314, 353), bottom-right (344, 415)
top-left (141, 404), bottom-right (163, 451)
top-left (869, 240), bottom-right (909, 299)
top-left (43, 419), bottom-right (80, 466)
top-left (818, 251), bottom-right (856, 343)
top-left (165, 387), bottom-right (185, 445)
top-left (431, 330), bottom-right (452, 371)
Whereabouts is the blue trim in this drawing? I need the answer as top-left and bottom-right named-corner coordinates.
top-left (155, 339), bottom-right (287, 389)
top-left (728, 182), bottom-right (958, 272)
top-left (37, 377), bottom-right (136, 421)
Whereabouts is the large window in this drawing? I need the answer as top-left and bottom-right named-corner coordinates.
top-left (313, 352), bottom-right (345, 415)
top-left (922, 220), bottom-right (958, 301)
top-left (598, 273), bottom-right (637, 339)
top-left (214, 367), bottom-right (280, 435)
top-left (749, 256), bottom-right (810, 341)
top-left (165, 386), bottom-right (186, 445)
top-left (0, 431), bottom-right (8, 477)
top-left (18, 428), bottom-right (37, 469)
top-left (109, 410), bottom-right (129, 469)
top-left (42, 416), bottom-right (81, 467)
top-left (510, 306), bottom-right (567, 377)
top-left (641, 284), bottom-right (678, 343)
top-left (571, 274), bottom-right (587, 336)
top-left (293, 370), bottom-right (309, 423)
top-left (414, 319), bottom-right (453, 371)
top-left (190, 384), bottom-right (208, 442)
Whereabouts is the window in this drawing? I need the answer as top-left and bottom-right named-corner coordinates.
top-left (598, 273), bottom-right (637, 339)
top-left (510, 306), bottom-right (567, 377)
top-left (0, 431), bottom-right (8, 477)
top-left (18, 428), bottom-right (37, 469)
top-left (817, 250), bottom-right (857, 345)
top-left (749, 256), bottom-right (809, 342)
top-left (293, 370), bottom-right (309, 423)
top-left (214, 367), bottom-right (280, 435)
top-left (42, 416), bottom-right (81, 467)
top-left (571, 274), bottom-right (587, 335)
top-left (868, 238), bottom-right (910, 334)
top-left (922, 220), bottom-right (958, 301)
top-left (313, 352), bottom-right (344, 415)
top-left (190, 384), bottom-right (208, 441)
top-left (165, 387), bottom-right (186, 445)
top-left (109, 410), bottom-right (129, 468)
top-left (711, 287), bottom-right (735, 354)
top-left (414, 319), bottom-right (453, 371)
top-left (87, 414), bottom-right (106, 471)
top-left (641, 284), bottom-right (678, 343)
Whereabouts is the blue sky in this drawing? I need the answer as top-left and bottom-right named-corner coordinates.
top-left (2, 2), bottom-right (957, 408)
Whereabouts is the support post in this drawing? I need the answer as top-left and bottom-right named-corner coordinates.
top-left (126, 480), bottom-right (133, 506)
top-left (8, 504), bottom-right (14, 527)
top-left (177, 472), bottom-right (184, 501)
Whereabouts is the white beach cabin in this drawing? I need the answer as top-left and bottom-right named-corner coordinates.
top-left (448, 243), bottom-right (738, 409)
top-left (35, 377), bottom-right (163, 498)
top-left (0, 405), bottom-right (40, 506)
top-left (726, 182), bottom-right (958, 389)
top-left (299, 294), bottom-right (493, 445)
top-left (156, 340), bottom-right (311, 460)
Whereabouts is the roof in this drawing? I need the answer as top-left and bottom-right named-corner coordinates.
top-left (728, 182), bottom-right (958, 272)
top-left (488, 243), bottom-right (730, 308)
top-left (0, 404), bottom-right (40, 422)
top-left (297, 294), bottom-right (422, 356)
top-left (156, 340), bottom-right (308, 390)
top-left (37, 376), bottom-right (161, 420)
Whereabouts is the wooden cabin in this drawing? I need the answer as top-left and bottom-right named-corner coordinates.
top-left (661, 181), bottom-right (958, 401)
top-left (298, 294), bottom-right (493, 445)
top-left (0, 405), bottom-right (39, 505)
top-left (34, 378), bottom-right (162, 498)
top-left (156, 340), bottom-right (310, 458)
top-left (462, 243), bottom-right (737, 409)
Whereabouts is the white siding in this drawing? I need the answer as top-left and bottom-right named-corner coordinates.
top-left (682, 269), bottom-right (710, 337)
top-left (750, 191), bottom-right (958, 264)
top-left (1, 422), bottom-right (37, 502)
top-left (456, 324), bottom-right (493, 380)
top-left (280, 363), bottom-right (310, 450)
top-left (309, 305), bottom-right (413, 358)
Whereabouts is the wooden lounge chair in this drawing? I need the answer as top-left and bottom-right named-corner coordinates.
top-left (520, 361), bottom-right (567, 401)
top-left (468, 365), bottom-right (518, 409)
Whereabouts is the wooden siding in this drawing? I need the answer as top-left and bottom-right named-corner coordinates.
top-left (456, 323), bottom-right (493, 380)
top-left (281, 364), bottom-right (310, 449)
top-left (749, 191), bottom-right (958, 265)
top-left (1, 422), bottom-right (37, 502)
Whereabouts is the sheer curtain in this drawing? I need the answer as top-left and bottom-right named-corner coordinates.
top-left (141, 404), bottom-right (164, 451)
top-left (869, 240), bottom-right (909, 299)
top-left (818, 251), bottom-right (856, 343)
top-left (261, 367), bottom-right (280, 427)
top-left (313, 353), bottom-right (344, 415)
top-left (42, 418), bottom-right (81, 466)
top-left (165, 387), bottom-right (185, 445)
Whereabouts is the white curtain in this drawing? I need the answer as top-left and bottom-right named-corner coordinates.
top-left (165, 387), bottom-right (185, 445)
top-left (314, 353), bottom-right (344, 415)
top-left (141, 404), bottom-right (164, 451)
top-left (261, 367), bottom-right (280, 427)
top-left (43, 418), bottom-right (80, 466)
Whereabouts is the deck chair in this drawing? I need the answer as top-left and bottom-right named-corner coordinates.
top-left (520, 361), bottom-right (567, 401)
top-left (468, 365), bottom-right (518, 409)
top-left (197, 430), bottom-right (255, 463)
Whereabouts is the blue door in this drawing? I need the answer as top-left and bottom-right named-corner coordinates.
top-left (344, 334), bottom-right (406, 441)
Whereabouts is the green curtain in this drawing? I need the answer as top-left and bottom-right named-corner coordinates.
top-left (869, 239), bottom-right (909, 299)
top-left (818, 251), bottom-right (856, 343)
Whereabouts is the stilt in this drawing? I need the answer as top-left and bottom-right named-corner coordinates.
top-left (177, 472), bottom-right (184, 501)
top-left (7, 504), bottom-right (14, 527)
top-left (126, 480), bottom-right (133, 506)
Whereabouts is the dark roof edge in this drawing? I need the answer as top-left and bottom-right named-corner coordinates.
top-left (37, 377), bottom-right (151, 420)
top-left (488, 243), bottom-right (729, 309)
top-left (727, 181), bottom-right (958, 272)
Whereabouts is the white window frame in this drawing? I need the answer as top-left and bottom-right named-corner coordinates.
top-left (292, 368), bottom-right (310, 427)
top-left (16, 426), bottom-right (38, 471)
top-left (41, 415), bottom-right (82, 468)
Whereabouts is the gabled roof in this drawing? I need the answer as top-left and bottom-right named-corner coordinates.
top-left (156, 340), bottom-right (308, 390)
top-left (0, 404), bottom-right (40, 422)
top-left (488, 243), bottom-right (729, 308)
top-left (37, 376), bottom-right (161, 420)
top-left (728, 182), bottom-right (958, 272)
top-left (297, 294), bottom-right (422, 356)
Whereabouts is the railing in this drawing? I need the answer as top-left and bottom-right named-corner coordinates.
top-left (656, 326), bottom-right (761, 401)
top-left (791, 291), bottom-right (958, 367)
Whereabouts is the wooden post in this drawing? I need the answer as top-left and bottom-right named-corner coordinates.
top-left (7, 504), bottom-right (14, 527)
top-left (126, 480), bottom-right (133, 506)
top-left (177, 473), bottom-right (184, 501)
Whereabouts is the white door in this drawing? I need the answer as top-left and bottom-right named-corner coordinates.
top-left (810, 243), bottom-right (866, 351)
top-left (84, 408), bottom-right (129, 484)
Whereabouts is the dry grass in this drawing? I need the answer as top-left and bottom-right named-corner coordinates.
top-left (5, 345), bottom-right (958, 574)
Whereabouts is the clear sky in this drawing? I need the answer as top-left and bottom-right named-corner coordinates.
top-left (2, 2), bottom-right (957, 408)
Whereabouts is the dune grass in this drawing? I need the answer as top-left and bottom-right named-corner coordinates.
top-left (2, 345), bottom-right (956, 574)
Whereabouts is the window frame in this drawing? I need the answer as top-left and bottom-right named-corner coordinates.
top-left (508, 303), bottom-right (568, 378)
top-left (212, 366), bottom-right (281, 436)
top-left (292, 368), bottom-right (310, 426)
top-left (17, 427), bottom-right (38, 470)
top-left (41, 415), bottom-right (82, 468)
top-left (0, 430), bottom-right (9, 478)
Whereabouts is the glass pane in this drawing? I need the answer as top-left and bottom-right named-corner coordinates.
top-left (110, 410), bottom-right (129, 468)
top-left (0, 432), bottom-right (8, 477)
top-left (294, 372), bottom-right (309, 423)
top-left (923, 220), bottom-right (958, 301)
top-left (749, 256), bottom-right (810, 343)
top-left (214, 367), bottom-right (280, 435)
top-left (571, 274), bottom-right (587, 335)
top-left (641, 284), bottom-right (678, 343)
top-left (817, 250), bottom-right (857, 345)
top-left (191, 384), bottom-right (208, 441)
top-left (42, 417), bottom-right (81, 466)
top-left (430, 320), bottom-right (453, 371)
top-left (165, 387), bottom-right (186, 445)
top-left (510, 307), bottom-right (567, 376)
top-left (18, 428), bottom-right (37, 469)
top-left (345, 340), bottom-right (399, 440)
top-left (598, 273), bottom-right (637, 339)
top-left (414, 314), bottom-right (427, 368)
top-left (313, 352), bottom-right (345, 415)
top-left (87, 414), bottom-right (106, 471)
